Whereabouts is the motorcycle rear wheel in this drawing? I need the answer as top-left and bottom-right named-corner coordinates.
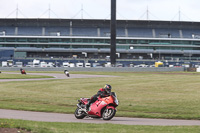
top-left (102, 108), bottom-right (116, 120)
top-left (74, 107), bottom-right (86, 119)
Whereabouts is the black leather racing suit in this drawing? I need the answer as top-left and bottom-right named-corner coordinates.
top-left (86, 88), bottom-right (110, 109)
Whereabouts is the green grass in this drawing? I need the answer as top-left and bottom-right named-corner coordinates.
top-left (0, 72), bottom-right (200, 120)
top-left (0, 73), bottom-right (53, 79)
top-left (1, 118), bottom-right (200, 133)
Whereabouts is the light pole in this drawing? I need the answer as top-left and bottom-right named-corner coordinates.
top-left (110, 0), bottom-right (116, 66)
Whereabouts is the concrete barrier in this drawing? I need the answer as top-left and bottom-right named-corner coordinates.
top-left (0, 67), bottom-right (184, 72)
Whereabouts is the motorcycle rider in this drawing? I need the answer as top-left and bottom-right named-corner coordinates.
top-left (64, 70), bottom-right (70, 77)
top-left (86, 84), bottom-right (112, 110)
top-left (20, 68), bottom-right (26, 74)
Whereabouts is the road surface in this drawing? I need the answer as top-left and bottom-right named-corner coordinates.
top-left (0, 109), bottom-right (200, 126)
top-left (0, 72), bottom-right (117, 82)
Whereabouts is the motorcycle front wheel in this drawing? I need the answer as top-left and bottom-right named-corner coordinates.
top-left (102, 108), bottom-right (116, 120)
top-left (74, 107), bottom-right (86, 119)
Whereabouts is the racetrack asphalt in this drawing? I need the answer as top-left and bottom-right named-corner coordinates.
top-left (0, 72), bottom-right (118, 82)
top-left (0, 72), bottom-right (200, 125)
top-left (1, 109), bottom-right (200, 126)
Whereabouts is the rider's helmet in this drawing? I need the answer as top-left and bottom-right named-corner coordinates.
top-left (104, 84), bottom-right (112, 93)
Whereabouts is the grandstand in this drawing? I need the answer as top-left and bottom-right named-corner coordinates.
top-left (1, 18), bottom-right (200, 66)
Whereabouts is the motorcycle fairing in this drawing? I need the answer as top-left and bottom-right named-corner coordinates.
top-left (80, 98), bottom-right (90, 105)
top-left (88, 95), bottom-right (114, 117)
top-left (106, 105), bottom-right (116, 110)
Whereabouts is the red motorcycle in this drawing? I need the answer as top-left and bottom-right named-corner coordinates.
top-left (20, 69), bottom-right (26, 74)
top-left (75, 92), bottom-right (119, 120)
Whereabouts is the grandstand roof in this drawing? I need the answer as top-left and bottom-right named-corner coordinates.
top-left (1, 18), bottom-right (200, 29)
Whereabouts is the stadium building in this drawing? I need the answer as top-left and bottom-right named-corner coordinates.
top-left (1, 18), bottom-right (200, 66)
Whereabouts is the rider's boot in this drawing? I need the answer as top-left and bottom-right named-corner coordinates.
top-left (86, 103), bottom-right (89, 111)
top-left (86, 102), bottom-right (90, 111)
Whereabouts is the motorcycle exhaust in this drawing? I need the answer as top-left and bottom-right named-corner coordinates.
top-left (77, 104), bottom-right (82, 108)
top-left (77, 104), bottom-right (87, 113)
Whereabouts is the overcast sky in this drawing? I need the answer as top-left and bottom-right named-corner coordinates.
top-left (0, 0), bottom-right (199, 22)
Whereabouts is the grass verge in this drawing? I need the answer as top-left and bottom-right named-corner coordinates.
top-left (1, 118), bottom-right (200, 133)
top-left (0, 72), bottom-right (200, 120)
